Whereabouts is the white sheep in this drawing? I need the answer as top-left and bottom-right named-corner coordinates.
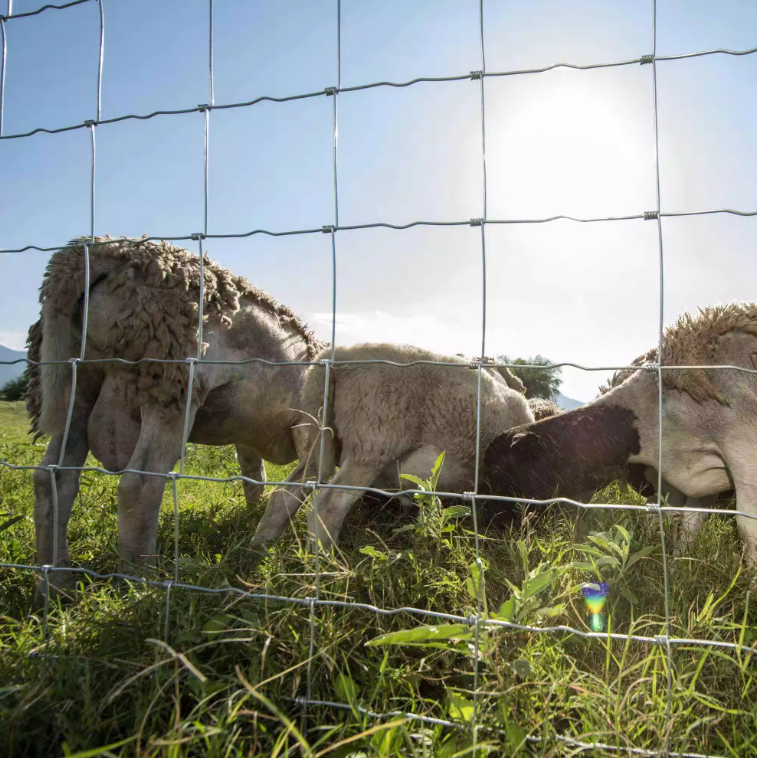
top-left (29, 237), bottom-right (323, 587)
top-left (484, 304), bottom-right (757, 561)
top-left (253, 343), bottom-right (534, 547)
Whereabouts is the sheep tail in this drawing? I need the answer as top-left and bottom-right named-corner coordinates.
top-left (37, 241), bottom-right (115, 435)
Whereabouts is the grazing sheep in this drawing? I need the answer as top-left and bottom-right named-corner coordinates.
top-left (28, 236), bottom-right (324, 586)
top-left (528, 397), bottom-right (562, 421)
top-left (600, 355), bottom-right (724, 543)
top-left (253, 344), bottom-right (534, 547)
top-left (483, 304), bottom-right (757, 560)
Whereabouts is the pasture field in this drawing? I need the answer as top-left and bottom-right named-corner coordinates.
top-left (1, 399), bottom-right (756, 757)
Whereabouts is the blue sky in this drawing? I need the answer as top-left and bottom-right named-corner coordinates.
top-left (1, 0), bottom-right (756, 400)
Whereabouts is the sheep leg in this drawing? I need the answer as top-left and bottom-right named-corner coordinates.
top-left (251, 459), bottom-right (313, 544)
top-left (731, 481), bottom-right (757, 565)
top-left (673, 496), bottom-right (711, 546)
top-left (251, 425), bottom-right (335, 544)
top-left (117, 404), bottom-right (196, 575)
top-left (33, 413), bottom-right (91, 593)
top-left (236, 444), bottom-right (266, 505)
top-left (309, 459), bottom-right (383, 549)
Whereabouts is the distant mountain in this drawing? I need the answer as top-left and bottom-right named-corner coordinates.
top-left (555, 392), bottom-right (584, 411)
top-left (0, 345), bottom-right (27, 388)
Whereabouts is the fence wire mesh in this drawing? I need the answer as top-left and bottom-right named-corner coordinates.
top-left (1, 0), bottom-right (756, 755)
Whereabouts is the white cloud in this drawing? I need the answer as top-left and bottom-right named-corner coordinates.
top-left (0, 332), bottom-right (28, 352)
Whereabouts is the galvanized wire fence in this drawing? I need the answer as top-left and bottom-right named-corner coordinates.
top-left (1, 0), bottom-right (757, 755)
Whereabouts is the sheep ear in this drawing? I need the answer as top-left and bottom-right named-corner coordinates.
top-left (510, 431), bottom-right (536, 447)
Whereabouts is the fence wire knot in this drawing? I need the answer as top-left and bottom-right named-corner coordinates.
top-left (46, 464), bottom-right (58, 473)
top-left (322, 224), bottom-right (336, 234)
top-left (462, 492), bottom-right (476, 503)
top-left (470, 70), bottom-right (483, 80)
top-left (190, 232), bottom-right (205, 241)
top-left (197, 103), bottom-right (211, 112)
top-left (466, 614), bottom-right (479, 626)
top-left (470, 217), bottom-right (484, 226)
top-left (83, 119), bottom-right (97, 128)
top-left (639, 54), bottom-right (655, 65)
top-left (654, 634), bottom-right (670, 646)
top-left (324, 86), bottom-right (339, 96)
top-left (644, 210), bottom-right (660, 220)
top-left (304, 480), bottom-right (317, 493)
top-left (294, 695), bottom-right (309, 707)
top-left (646, 503), bottom-right (662, 515)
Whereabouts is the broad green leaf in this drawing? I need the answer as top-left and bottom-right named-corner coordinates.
top-left (615, 524), bottom-right (631, 544)
top-left (447, 692), bottom-right (474, 723)
top-left (496, 597), bottom-right (516, 623)
top-left (589, 534), bottom-right (625, 558)
top-left (596, 556), bottom-right (620, 567)
top-left (399, 474), bottom-right (426, 487)
top-left (522, 569), bottom-right (557, 601)
top-left (359, 545), bottom-right (387, 561)
top-left (620, 587), bottom-right (639, 605)
top-left (366, 624), bottom-right (471, 647)
top-left (430, 451), bottom-right (445, 491)
top-left (442, 505), bottom-right (470, 521)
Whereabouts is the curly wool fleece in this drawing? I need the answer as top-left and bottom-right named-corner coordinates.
top-left (25, 236), bottom-right (322, 432)
top-left (598, 303), bottom-right (757, 405)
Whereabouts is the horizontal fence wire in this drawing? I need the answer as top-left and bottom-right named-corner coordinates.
top-left (6, 356), bottom-right (757, 378)
top-left (1, 459), bottom-right (755, 522)
top-left (1, 2), bottom-right (756, 757)
top-left (0, 562), bottom-right (754, 657)
top-left (3, 207), bottom-right (757, 254)
top-left (0, 44), bottom-right (755, 141)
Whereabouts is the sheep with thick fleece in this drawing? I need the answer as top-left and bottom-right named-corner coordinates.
top-left (253, 343), bottom-right (534, 547)
top-left (28, 237), bottom-right (323, 588)
top-left (484, 303), bottom-right (757, 560)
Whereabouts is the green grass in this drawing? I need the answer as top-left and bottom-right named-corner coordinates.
top-left (1, 399), bottom-right (756, 757)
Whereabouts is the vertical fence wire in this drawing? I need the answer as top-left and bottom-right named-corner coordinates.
top-left (49, 58), bottom-right (99, 595)
top-left (0, 5), bottom-right (7, 138)
top-left (469, 0), bottom-right (489, 744)
top-left (171, 10), bottom-right (214, 622)
top-left (208, 0), bottom-right (214, 107)
top-left (305, 0), bottom-right (341, 726)
top-left (650, 0), bottom-right (675, 750)
top-left (96, 0), bottom-right (104, 122)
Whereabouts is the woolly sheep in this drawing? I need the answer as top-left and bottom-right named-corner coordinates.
top-left (253, 343), bottom-right (534, 547)
top-left (483, 304), bottom-right (757, 560)
top-left (28, 237), bottom-right (323, 588)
